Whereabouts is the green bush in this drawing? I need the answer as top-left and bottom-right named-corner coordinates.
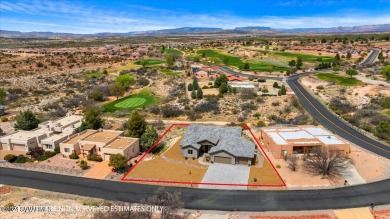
top-left (44, 151), bottom-right (57, 158)
top-left (69, 154), bottom-right (79, 159)
top-left (80, 160), bottom-right (88, 170)
top-left (54, 146), bottom-right (60, 154)
top-left (36, 155), bottom-right (49, 161)
top-left (4, 154), bottom-right (17, 163)
top-left (87, 154), bottom-right (103, 162)
top-left (276, 164), bottom-right (281, 168)
top-left (14, 155), bottom-right (29, 163)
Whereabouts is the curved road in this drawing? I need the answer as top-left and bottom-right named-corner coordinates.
top-left (1, 167), bottom-right (390, 211)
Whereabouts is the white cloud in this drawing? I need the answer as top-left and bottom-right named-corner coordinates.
top-left (0, 0), bottom-right (389, 33)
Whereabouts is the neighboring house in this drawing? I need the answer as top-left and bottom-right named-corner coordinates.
top-left (227, 81), bottom-right (259, 95)
top-left (0, 105), bottom-right (4, 116)
top-left (227, 75), bottom-right (243, 82)
top-left (180, 125), bottom-right (256, 165)
top-left (0, 115), bottom-right (83, 152)
top-left (60, 129), bottom-right (139, 161)
top-left (194, 70), bottom-right (208, 79)
top-left (260, 126), bottom-right (350, 159)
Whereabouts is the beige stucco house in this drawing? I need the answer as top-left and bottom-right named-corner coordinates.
top-left (260, 126), bottom-right (350, 159)
top-left (60, 129), bottom-right (139, 161)
top-left (0, 115), bottom-right (83, 152)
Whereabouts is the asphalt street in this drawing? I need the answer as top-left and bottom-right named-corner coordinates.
top-left (1, 167), bottom-right (390, 211)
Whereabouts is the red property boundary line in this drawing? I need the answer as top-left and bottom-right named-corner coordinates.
top-left (121, 124), bottom-right (286, 187)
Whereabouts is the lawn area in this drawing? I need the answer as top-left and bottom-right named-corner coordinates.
top-left (271, 52), bottom-right (334, 62)
top-left (107, 62), bottom-right (140, 73)
top-left (316, 73), bottom-right (364, 86)
top-left (248, 156), bottom-right (284, 185)
top-left (160, 69), bottom-right (182, 77)
top-left (103, 89), bottom-right (156, 112)
top-left (134, 59), bottom-right (165, 65)
top-left (83, 71), bottom-right (106, 78)
top-left (165, 49), bottom-right (183, 56)
top-left (197, 49), bottom-right (289, 72)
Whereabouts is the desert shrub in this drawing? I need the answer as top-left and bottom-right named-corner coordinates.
top-left (87, 154), bottom-right (103, 162)
top-left (194, 99), bottom-right (220, 114)
top-left (241, 102), bottom-right (258, 111)
top-left (4, 154), bottom-right (17, 163)
top-left (14, 155), bottom-right (29, 163)
top-left (69, 154), bottom-right (79, 159)
top-left (186, 110), bottom-right (202, 121)
top-left (161, 104), bottom-right (184, 118)
top-left (276, 164), bottom-right (281, 168)
top-left (3, 203), bottom-right (15, 211)
top-left (80, 160), bottom-right (88, 170)
top-left (271, 101), bottom-right (280, 106)
top-left (376, 120), bottom-right (390, 141)
top-left (256, 97), bottom-right (265, 103)
top-left (316, 85), bottom-right (324, 90)
top-left (329, 97), bottom-right (356, 115)
top-left (256, 120), bottom-right (267, 127)
top-left (148, 105), bottom-right (160, 115)
top-left (30, 147), bottom-right (45, 159)
top-left (45, 151), bottom-right (57, 158)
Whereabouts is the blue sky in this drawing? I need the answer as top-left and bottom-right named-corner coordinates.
top-left (1, 0), bottom-right (390, 33)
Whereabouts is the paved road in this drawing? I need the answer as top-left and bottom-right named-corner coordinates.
top-left (219, 66), bottom-right (283, 81)
top-left (286, 75), bottom-right (390, 159)
top-left (357, 49), bottom-right (380, 68)
top-left (1, 167), bottom-right (390, 211)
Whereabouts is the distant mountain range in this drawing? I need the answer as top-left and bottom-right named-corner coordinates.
top-left (1, 24), bottom-right (389, 38)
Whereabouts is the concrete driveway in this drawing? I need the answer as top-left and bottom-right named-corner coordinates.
top-left (339, 165), bottom-right (366, 185)
top-left (199, 163), bottom-right (250, 190)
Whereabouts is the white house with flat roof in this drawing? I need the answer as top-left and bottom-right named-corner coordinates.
top-left (0, 115), bottom-right (83, 152)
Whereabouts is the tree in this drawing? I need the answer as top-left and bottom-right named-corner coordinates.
top-left (126, 111), bottom-right (147, 138)
top-left (376, 120), bottom-right (390, 141)
top-left (109, 82), bottom-right (125, 100)
top-left (346, 52), bottom-right (352, 60)
top-left (0, 88), bottom-right (6, 104)
top-left (273, 82), bottom-right (279, 88)
top-left (90, 88), bottom-right (104, 101)
top-left (115, 74), bottom-right (134, 90)
top-left (140, 126), bottom-right (159, 151)
top-left (192, 78), bottom-right (199, 90)
top-left (346, 68), bottom-right (358, 78)
top-left (187, 83), bottom-right (193, 91)
top-left (214, 75), bottom-right (228, 87)
top-left (80, 107), bottom-right (103, 130)
top-left (196, 87), bottom-right (203, 99)
top-left (191, 89), bottom-right (196, 99)
top-left (102, 69), bottom-right (108, 75)
top-left (321, 38), bottom-right (327, 43)
top-left (304, 147), bottom-right (352, 178)
top-left (332, 65), bottom-right (340, 73)
top-left (219, 82), bottom-right (228, 94)
top-left (280, 85), bottom-right (287, 95)
top-left (166, 55), bottom-right (174, 68)
top-left (141, 187), bottom-right (184, 219)
top-left (30, 147), bottom-right (45, 159)
top-left (14, 110), bottom-right (40, 131)
top-left (243, 62), bottom-right (250, 70)
top-left (288, 153), bottom-right (299, 171)
top-left (296, 57), bottom-right (303, 70)
top-left (288, 60), bottom-right (296, 68)
top-left (378, 51), bottom-right (384, 62)
top-left (335, 53), bottom-right (341, 62)
top-left (109, 153), bottom-right (128, 172)
top-left (381, 65), bottom-right (390, 81)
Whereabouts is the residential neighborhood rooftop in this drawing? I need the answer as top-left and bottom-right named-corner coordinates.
top-left (64, 130), bottom-right (96, 144)
top-left (83, 130), bottom-right (122, 143)
top-left (106, 137), bottom-right (138, 149)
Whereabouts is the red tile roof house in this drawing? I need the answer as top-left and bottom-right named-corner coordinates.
top-left (180, 125), bottom-right (257, 165)
top-left (227, 75), bottom-right (243, 82)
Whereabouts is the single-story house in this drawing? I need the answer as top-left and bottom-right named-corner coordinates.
top-left (180, 125), bottom-right (256, 165)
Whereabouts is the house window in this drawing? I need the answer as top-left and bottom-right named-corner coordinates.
top-left (64, 148), bottom-right (70, 153)
top-left (98, 148), bottom-right (101, 152)
top-left (188, 149), bottom-right (193, 155)
top-left (45, 145), bottom-right (53, 149)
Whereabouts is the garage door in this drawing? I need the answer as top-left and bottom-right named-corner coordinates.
top-left (214, 156), bottom-right (231, 164)
top-left (104, 153), bottom-right (111, 161)
top-left (237, 157), bottom-right (248, 165)
top-left (12, 144), bottom-right (26, 151)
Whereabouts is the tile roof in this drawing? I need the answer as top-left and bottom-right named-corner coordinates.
top-left (180, 125), bottom-right (255, 158)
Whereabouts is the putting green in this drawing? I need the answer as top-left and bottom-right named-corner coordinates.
top-left (114, 97), bottom-right (146, 108)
